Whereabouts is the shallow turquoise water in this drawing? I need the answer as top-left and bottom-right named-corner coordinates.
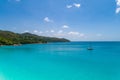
top-left (0, 42), bottom-right (120, 80)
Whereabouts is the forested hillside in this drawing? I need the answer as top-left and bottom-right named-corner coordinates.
top-left (0, 30), bottom-right (70, 45)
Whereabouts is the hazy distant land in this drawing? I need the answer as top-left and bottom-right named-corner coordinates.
top-left (0, 30), bottom-right (70, 45)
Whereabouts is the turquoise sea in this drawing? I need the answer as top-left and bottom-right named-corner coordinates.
top-left (0, 42), bottom-right (120, 80)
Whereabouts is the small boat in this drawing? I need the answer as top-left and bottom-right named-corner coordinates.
top-left (87, 47), bottom-right (93, 50)
top-left (87, 42), bottom-right (93, 50)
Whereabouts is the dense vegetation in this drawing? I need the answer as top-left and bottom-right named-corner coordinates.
top-left (0, 30), bottom-right (70, 45)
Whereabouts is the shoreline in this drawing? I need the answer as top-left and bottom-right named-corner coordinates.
top-left (1, 41), bottom-right (120, 47)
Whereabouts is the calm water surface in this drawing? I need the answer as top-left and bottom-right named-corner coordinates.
top-left (0, 42), bottom-right (120, 80)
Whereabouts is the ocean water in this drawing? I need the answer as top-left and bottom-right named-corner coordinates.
top-left (0, 42), bottom-right (120, 80)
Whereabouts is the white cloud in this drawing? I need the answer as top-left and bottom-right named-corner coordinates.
top-left (51, 30), bottom-right (65, 38)
top-left (116, 7), bottom-right (120, 14)
top-left (62, 25), bottom-right (69, 29)
top-left (116, 0), bottom-right (120, 14)
top-left (79, 33), bottom-right (85, 37)
top-left (37, 30), bottom-right (86, 40)
top-left (24, 30), bottom-right (29, 33)
top-left (50, 30), bottom-right (55, 33)
top-left (66, 5), bottom-right (73, 8)
top-left (39, 31), bottom-right (43, 34)
top-left (44, 17), bottom-right (53, 22)
top-left (73, 3), bottom-right (81, 8)
top-left (68, 31), bottom-right (80, 35)
top-left (33, 30), bottom-right (38, 33)
top-left (58, 30), bottom-right (63, 34)
top-left (116, 0), bottom-right (120, 6)
top-left (68, 31), bottom-right (85, 38)
top-left (66, 3), bottom-right (81, 9)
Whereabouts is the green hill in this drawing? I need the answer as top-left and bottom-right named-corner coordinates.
top-left (0, 30), bottom-right (70, 45)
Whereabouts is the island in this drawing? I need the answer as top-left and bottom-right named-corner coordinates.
top-left (0, 30), bottom-right (70, 45)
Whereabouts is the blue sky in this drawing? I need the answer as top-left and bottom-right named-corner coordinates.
top-left (0, 0), bottom-right (120, 41)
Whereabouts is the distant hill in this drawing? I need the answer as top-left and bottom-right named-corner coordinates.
top-left (0, 30), bottom-right (70, 45)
